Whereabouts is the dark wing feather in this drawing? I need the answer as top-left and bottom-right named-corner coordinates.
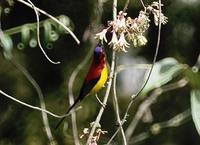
top-left (78, 76), bottom-right (100, 100)
top-left (55, 76), bottom-right (100, 129)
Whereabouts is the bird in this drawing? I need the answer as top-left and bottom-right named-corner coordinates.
top-left (55, 44), bottom-right (108, 129)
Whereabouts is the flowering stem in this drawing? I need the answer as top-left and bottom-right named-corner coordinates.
top-left (107, 0), bottom-right (163, 143)
top-left (86, 1), bottom-right (117, 144)
top-left (86, 50), bottom-right (116, 144)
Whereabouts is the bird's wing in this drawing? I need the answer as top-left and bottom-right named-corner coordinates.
top-left (55, 76), bottom-right (100, 129)
top-left (78, 76), bottom-right (100, 100)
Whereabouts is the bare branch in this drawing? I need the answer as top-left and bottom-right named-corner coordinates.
top-left (123, 0), bottom-right (130, 12)
top-left (27, 0), bottom-right (60, 64)
top-left (10, 58), bottom-right (56, 145)
top-left (112, 72), bottom-right (127, 145)
top-left (0, 90), bottom-right (70, 118)
top-left (139, 0), bottom-right (146, 10)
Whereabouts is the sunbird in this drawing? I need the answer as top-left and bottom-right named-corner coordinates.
top-left (55, 45), bottom-right (108, 129)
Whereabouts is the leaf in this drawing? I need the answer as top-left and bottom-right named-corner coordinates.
top-left (58, 15), bottom-right (73, 33)
top-left (142, 57), bottom-right (183, 95)
top-left (0, 32), bottom-right (13, 59)
top-left (184, 69), bottom-right (200, 89)
top-left (21, 25), bottom-right (31, 45)
top-left (191, 89), bottom-right (200, 136)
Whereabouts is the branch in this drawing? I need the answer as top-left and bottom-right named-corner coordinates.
top-left (107, 0), bottom-right (163, 143)
top-left (139, 0), bottom-right (146, 10)
top-left (27, 0), bottom-right (60, 64)
top-left (16, 0), bottom-right (80, 44)
top-left (125, 78), bottom-right (188, 141)
top-left (0, 90), bottom-right (70, 118)
top-left (112, 72), bottom-right (127, 145)
top-left (10, 58), bottom-right (56, 145)
top-left (86, 51), bottom-right (116, 144)
top-left (123, 0), bottom-right (130, 12)
top-left (86, 0), bottom-right (118, 144)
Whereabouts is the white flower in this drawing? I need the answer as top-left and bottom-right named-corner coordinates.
top-left (118, 33), bottom-right (130, 48)
top-left (137, 11), bottom-right (150, 32)
top-left (113, 33), bottom-right (129, 52)
top-left (137, 35), bottom-right (147, 46)
top-left (152, 9), bottom-right (168, 26)
top-left (95, 29), bottom-right (108, 42)
top-left (113, 11), bottom-right (127, 32)
top-left (108, 31), bottom-right (118, 46)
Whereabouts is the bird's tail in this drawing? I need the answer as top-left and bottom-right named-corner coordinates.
top-left (55, 97), bottom-right (80, 129)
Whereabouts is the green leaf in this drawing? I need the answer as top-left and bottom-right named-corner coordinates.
top-left (191, 89), bottom-right (200, 136)
top-left (142, 57), bottom-right (183, 95)
top-left (0, 32), bottom-right (13, 59)
top-left (21, 25), bottom-right (31, 45)
top-left (184, 69), bottom-right (200, 89)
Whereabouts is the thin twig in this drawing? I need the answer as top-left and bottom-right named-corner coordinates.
top-left (112, 72), bottom-right (127, 145)
top-left (125, 78), bottom-right (188, 141)
top-left (86, 0), bottom-right (118, 144)
top-left (0, 90), bottom-right (69, 118)
top-left (10, 58), bottom-right (56, 145)
top-left (107, 78), bottom-right (188, 144)
top-left (16, 0), bottom-right (80, 44)
top-left (107, 0), bottom-right (163, 143)
top-left (131, 0), bottom-right (162, 101)
top-left (123, 0), bottom-right (130, 12)
top-left (27, 0), bottom-right (60, 64)
top-left (139, 0), bottom-right (146, 10)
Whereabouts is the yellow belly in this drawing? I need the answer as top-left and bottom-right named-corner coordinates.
top-left (89, 66), bottom-right (108, 95)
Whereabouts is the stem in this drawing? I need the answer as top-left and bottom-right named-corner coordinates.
top-left (10, 58), bottom-right (56, 145)
top-left (107, 0), bottom-right (163, 143)
top-left (0, 90), bottom-right (68, 118)
top-left (27, 0), bottom-right (60, 64)
top-left (112, 72), bottom-right (127, 145)
top-left (139, 0), bottom-right (146, 10)
top-left (123, 0), bottom-right (130, 12)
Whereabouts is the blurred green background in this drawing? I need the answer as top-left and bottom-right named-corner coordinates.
top-left (0, 0), bottom-right (200, 145)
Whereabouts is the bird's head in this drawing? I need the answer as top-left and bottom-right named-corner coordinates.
top-left (94, 45), bottom-right (104, 60)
